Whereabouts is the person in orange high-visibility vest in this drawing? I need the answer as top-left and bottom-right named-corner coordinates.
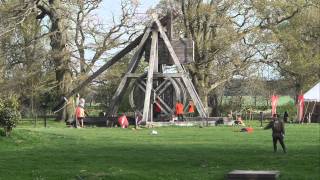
top-left (175, 100), bottom-right (184, 121)
top-left (75, 98), bottom-right (85, 128)
top-left (188, 100), bottom-right (195, 117)
top-left (118, 113), bottom-right (129, 128)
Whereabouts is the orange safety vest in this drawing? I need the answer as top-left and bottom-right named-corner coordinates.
top-left (188, 103), bottom-right (194, 113)
top-left (75, 106), bottom-right (85, 118)
top-left (175, 103), bottom-right (184, 115)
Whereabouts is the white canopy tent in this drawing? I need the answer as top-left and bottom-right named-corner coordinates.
top-left (303, 82), bottom-right (320, 123)
top-left (304, 82), bottom-right (320, 102)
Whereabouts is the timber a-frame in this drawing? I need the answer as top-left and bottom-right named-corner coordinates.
top-left (59, 13), bottom-right (207, 124)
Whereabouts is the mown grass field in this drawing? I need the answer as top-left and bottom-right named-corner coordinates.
top-left (0, 121), bottom-right (319, 180)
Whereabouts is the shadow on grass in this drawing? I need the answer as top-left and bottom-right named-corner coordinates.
top-left (0, 126), bottom-right (319, 180)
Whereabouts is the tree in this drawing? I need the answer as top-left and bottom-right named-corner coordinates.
top-left (169, 0), bottom-right (261, 115)
top-left (0, 1), bottom-right (53, 117)
top-left (252, 0), bottom-right (320, 95)
top-left (0, 0), bottom-right (139, 121)
top-left (0, 96), bottom-right (20, 136)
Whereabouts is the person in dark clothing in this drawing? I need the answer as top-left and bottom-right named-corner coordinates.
top-left (283, 111), bottom-right (289, 123)
top-left (153, 98), bottom-right (161, 119)
top-left (259, 111), bottom-right (264, 127)
top-left (264, 114), bottom-right (286, 153)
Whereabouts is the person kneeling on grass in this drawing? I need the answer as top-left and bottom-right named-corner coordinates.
top-left (234, 115), bottom-right (245, 126)
top-left (135, 111), bottom-right (142, 129)
top-left (118, 113), bottom-right (129, 128)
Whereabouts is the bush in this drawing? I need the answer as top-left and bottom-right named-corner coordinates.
top-left (0, 96), bottom-right (20, 136)
top-left (277, 102), bottom-right (297, 120)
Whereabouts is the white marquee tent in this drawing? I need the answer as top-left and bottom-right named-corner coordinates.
top-left (304, 82), bottom-right (320, 102)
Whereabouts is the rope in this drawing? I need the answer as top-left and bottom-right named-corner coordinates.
top-left (53, 97), bottom-right (70, 114)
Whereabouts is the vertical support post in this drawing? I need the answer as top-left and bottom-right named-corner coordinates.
top-left (150, 104), bottom-right (153, 123)
top-left (153, 37), bottom-right (159, 73)
top-left (44, 109), bottom-right (47, 128)
top-left (142, 30), bottom-right (158, 123)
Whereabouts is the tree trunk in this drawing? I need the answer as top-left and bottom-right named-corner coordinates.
top-left (49, 0), bottom-right (73, 121)
top-left (209, 93), bottom-right (219, 116)
top-left (197, 84), bottom-right (209, 115)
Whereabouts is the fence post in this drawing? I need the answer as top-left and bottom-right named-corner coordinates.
top-left (44, 109), bottom-right (47, 128)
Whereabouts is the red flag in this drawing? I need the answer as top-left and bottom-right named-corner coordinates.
top-left (297, 95), bottom-right (304, 122)
top-left (271, 95), bottom-right (279, 116)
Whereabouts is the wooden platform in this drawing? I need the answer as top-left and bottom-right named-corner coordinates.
top-left (226, 170), bottom-right (280, 180)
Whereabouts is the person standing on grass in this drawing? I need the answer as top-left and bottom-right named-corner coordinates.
top-left (259, 111), bottom-right (264, 127)
top-left (283, 111), bottom-right (289, 123)
top-left (175, 100), bottom-right (184, 121)
top-left (75, 98), bottom-right (86, 128)
top-left (187, 100), bottom-right (195, 117)
top-left (153, 98), bottom-right (161, 119)
top-left (264, 114), bottom-right (287, 153)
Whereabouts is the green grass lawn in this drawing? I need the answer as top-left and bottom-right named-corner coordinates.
top-left (0, 121), bottom-right (319, 180)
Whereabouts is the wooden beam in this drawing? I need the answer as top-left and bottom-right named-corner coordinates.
top-left (142, 30), bottom-right (158, 122)
top-left (107, 28), bottom-right (152, 116)
top-left (66, 33), bottom-right (144, 98)
top-left (127, 73), bottom-right (183, 78)
top-left (126, 73), bottom-right (143, 78)
top-left (137, 83), bottom-right (146, 93)
top-left (127, 28), bottom-right (152, 73)
top-left (154, 73), bottom-right (183, 78)
top-left (155, 79), bottom-right (170, 92)
top-left (156, 97), bottom-right (173, 114)
top-left (157, 80), bottom-right (173, 96)
top-left (153, 34), bottom-right (159, 73)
